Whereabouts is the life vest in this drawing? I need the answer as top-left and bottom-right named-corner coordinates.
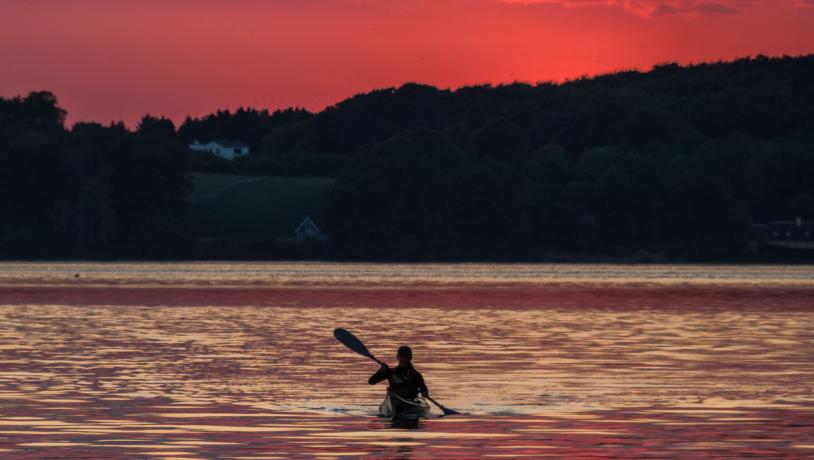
top-left (389, 366), bottom-right (412, 385)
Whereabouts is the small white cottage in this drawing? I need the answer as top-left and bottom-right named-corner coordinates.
top-left (294, 217), bottom-right (328, 242)
top-left (189, 140), bottom-right (250, 160)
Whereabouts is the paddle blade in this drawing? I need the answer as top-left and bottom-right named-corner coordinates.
top-left (333, 328), bottom-right (374, 359)
top-left (427, 396), bottom-right (464, 417)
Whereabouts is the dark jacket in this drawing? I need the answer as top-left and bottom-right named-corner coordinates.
top-left (368, 365), bottom-right (428, 399)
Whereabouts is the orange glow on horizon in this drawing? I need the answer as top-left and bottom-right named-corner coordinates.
top-left (1, 0), bottom-right (813, 125)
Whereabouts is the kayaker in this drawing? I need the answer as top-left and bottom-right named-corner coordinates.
top-left (368, 345), bottom-right (429, 401)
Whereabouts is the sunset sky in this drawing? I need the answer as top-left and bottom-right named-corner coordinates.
top-left (2, 0), bottom-right (813, 125)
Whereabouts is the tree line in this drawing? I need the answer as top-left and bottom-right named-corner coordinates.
top-left (0, 93), bottom-right (188, 258)
top-left (1, 55), bottom-right (813, 260)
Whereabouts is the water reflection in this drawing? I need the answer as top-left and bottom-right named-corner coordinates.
top-left (0, 263), bottom-right (812, 457)
top-left (1, 261), bottom-right (814, 287)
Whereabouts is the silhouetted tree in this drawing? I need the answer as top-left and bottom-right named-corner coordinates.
top-left (3, 55), bottom-right (814, 260)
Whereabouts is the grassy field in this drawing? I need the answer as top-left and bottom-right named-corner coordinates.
top-left (186, 173), bottom-right (336, 239)
top-left (186, 173), bottom-right (257, 202)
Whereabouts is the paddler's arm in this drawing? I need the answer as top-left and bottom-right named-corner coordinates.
top-left (415, 371), bottom-right (429, 397)
top-left (368, 363), bottom-right (390, 385)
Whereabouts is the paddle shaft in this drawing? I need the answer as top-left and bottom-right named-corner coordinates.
top-left (425, 396), bottom-right (456, 414)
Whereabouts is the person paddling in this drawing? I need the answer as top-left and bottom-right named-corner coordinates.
top-left (368, 345), bottom-right (429, 406)
top-left (334, 328), bottom-right (460, 416)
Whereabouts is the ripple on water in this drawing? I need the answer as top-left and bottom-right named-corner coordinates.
top-left (0, 263), bottom-right (813, 457)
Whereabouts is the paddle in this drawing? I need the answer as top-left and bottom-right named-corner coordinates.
top-left (333, 327), bottom-right (462, 416)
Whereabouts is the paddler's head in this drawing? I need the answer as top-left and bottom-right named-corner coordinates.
top-left (396, 345), bottom-right (413, 367)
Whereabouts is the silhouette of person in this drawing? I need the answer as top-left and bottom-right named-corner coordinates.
top-left (368, 345), bottom-right (429, 402)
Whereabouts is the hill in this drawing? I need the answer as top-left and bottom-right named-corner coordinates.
top-left (186, 173), bottom-right (335, 240)
top-left (2, 55), bottom-right (814, 260)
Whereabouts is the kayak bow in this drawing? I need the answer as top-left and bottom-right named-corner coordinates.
top-left (378, 391), bottom-right (431, 419)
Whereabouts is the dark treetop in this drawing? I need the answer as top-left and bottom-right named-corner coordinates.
top-left (1, 55), bottom-right (813, 261)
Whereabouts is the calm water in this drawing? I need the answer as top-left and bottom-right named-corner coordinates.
top-left (1, 263), bottom-right (813, 458)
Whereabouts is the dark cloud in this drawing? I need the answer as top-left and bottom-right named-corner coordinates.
top-left (650, 4), bottom-right (679, 16)
top-left (691, 2), bottom-right (738, 14)
top-left (500, 0), bottom-right (744, 17)
top-left (643, 1), bottom-right (739, 17)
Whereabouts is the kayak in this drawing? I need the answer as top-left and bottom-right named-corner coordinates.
top-left (378, 392), bottom-right (431, 419)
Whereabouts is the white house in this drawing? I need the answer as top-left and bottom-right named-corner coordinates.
top-left (189, 140), bottom-right (250, 160)
top-left (294, 217), bottom-right (328, 242)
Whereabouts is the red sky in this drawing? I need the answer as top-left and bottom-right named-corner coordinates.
top-left (2, 0), bottom-right (813, 125)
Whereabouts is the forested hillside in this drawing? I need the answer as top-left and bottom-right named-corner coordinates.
top-left (2, 55), bottom-right (813, 260)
